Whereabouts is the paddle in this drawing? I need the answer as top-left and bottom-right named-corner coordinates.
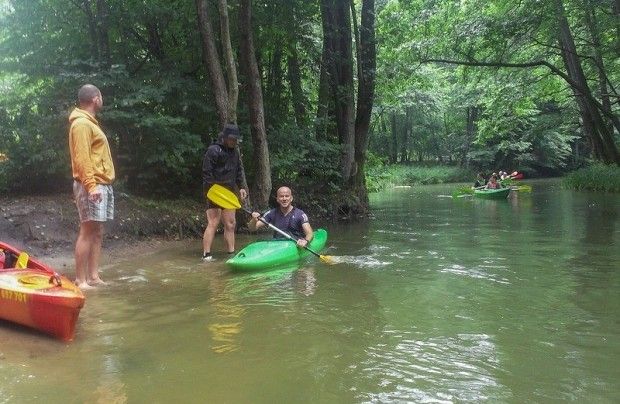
top-left (512, 184), bottom-right (532, 193)
top-left (500, 178), bottom-right (515, 187)
top-left (16, 252), bottom-right (29, 269)
top-left (206, 184), bottom-right (334, 264)
top-left (502, 179), bottom-right (532, 192)
top-left (452, 185), bottom-right (485, 198)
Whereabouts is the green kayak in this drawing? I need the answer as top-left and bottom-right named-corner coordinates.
top-left (474, 188), bottom-right (510, 199)
top-left (226, 228), bottom-right (328, 271)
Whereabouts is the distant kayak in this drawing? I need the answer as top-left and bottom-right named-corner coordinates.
top-left (0, 241), bottom-right (85, 341)
top-left (474, 188), bottom-right (510, 199)
top-left (227, 229), bottom-right (328, 271)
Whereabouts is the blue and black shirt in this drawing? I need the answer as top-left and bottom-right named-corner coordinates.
top-left (262, 207), bottom-right (309, 240)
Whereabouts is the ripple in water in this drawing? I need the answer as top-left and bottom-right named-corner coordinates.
top-left (358, 333), bottom-right (509, 403)
top-left (439, 264), bottom-right (511, 285)
top-left (116, 274), bottom-right (149, 283)
top-left (328, 255), bottom-right (392, 268)
top-left (116, 268), bottom-right (149, 283)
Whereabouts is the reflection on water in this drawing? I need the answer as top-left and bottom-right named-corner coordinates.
top-left (207, 269), bottom-right (244, 354)
top-left (1, 179), bottom-right (619, 403)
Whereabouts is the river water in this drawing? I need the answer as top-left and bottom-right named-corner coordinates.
top-left (1, 179), bottom-right (619, 403)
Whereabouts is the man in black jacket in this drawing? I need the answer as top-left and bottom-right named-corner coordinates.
top-left (202, 124), bottom-right (248, 261)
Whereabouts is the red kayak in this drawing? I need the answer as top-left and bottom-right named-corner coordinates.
top-left (510, 172), bottom-right (524, 180)
top-left (0, 241), bottom-right (85, 341)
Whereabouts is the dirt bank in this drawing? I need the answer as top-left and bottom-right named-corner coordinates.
top-left (0, 193), bottom-right (205, 273)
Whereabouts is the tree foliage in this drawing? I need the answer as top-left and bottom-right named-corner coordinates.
top-left (0, 0), bottom-right (617, 199)
top-left (373, 0), bottom-right (619, 172)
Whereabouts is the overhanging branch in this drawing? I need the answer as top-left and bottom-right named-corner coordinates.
top-left (421, 57), bottom-right (618, 124)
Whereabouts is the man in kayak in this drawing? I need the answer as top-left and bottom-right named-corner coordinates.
top-left (486, 175), bottom-right (502, 189)
top-left (473, 172), bottom-right (486, 188)
top-left (247, 186), bottom-right (314, 248)
top-left (202, 123), bottom-right (248, 261)
top-left (68, 84), bottom-right (115, 289)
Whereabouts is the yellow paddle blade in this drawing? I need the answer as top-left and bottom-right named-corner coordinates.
top-left (18, 274), bottom-right (50, 289)
top-left (206, 184), bottom-right (241, 210)
top-left (16, 252), bottom-right (29, 269)
top-left (452, 186), bottom-right (474, 198)
top-left (319, 255), bottom-right (336, 265)
top-left (510, 184), bottom-right (532, 193)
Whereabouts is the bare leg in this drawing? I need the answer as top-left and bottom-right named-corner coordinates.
top-left (221, 209), bottom-right (236, 253)
top-left (87, 222), bottom-right (105, 285)
top-left (203, 208), bottom-right (222, 254)
top-left (75, 221), bottom-right (100, 289)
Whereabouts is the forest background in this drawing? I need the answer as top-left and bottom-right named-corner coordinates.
top-left (1, 0), bottom-right (619, 221)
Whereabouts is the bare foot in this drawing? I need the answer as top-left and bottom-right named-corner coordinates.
top-left (75, 281), bottom-right (95, 290)
top-left (88, 278), bottom-right (107, 286)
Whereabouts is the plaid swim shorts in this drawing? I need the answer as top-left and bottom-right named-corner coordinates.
top-left (73, 181), bottom-right (114, 222)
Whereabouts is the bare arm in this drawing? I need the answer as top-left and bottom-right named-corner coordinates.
top-left (297, 222), bottom-right (313, 248)
top-left (248, 212), bottom-right (266, 231)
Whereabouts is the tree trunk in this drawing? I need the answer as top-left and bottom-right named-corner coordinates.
top-left (195, 0), bottom-right (229, 127)
top-left (217, 0), bottom-right (239, 123)
top-left (351, 0), bottom-right (375, 209)
top-left (81, 0), bottom-right (99, 61)
top-left (315, 59), bottom-right (331, 140)
top-left (583, 0), bottom-right (620, 134)
top-left (555, 0), bottom-right (620, 165)
top-left (317, 0), bottom-right (336, 141)
top-left (406, 123), bottom-right (411, 162)
top-left (280, 1), bottom-right (307, 127)
top-left (145, 20), bottom-right (165, 63)
top-left (239, 0), bottom-right (271, 209)
top-left (287, 46), bottom-right (307, 127)
top-left (613, 0), bottom-right (620, 54)
top-left (266, 44), bottom-right (286, 128)
top-left (95, 0), bottom-right (110, 67)
top-left (406, 107), bottom-right (414, 162)
top-left (317, 0), bottom-right (340, 141)
top-left (350, 0), bottom-right (362, 81)
top-left (463, 106), bottom-right (478, 167)
top-left (400, 115), bottom-right (408, 163)
top-left (390, 112), bottom-right (398, 164)
top-left (328, 0), bottom-right (356, 181)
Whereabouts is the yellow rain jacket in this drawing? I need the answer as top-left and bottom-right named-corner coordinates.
top-left (68, 108), bottom-right (115, 193)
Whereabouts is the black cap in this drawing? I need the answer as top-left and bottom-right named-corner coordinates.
top-left (223, 123), bottom-right (241, 141)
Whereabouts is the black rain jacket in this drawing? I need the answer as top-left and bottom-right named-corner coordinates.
top-left (202, 135), bottom-right (244, 192)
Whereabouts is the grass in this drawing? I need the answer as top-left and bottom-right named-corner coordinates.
top-left (562, 163), bottom-right (620, 192)
top-left (366, 164), bottom-right (474, 193)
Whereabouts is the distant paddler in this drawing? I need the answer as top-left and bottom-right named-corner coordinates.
top-left (473, 172), bottom-right (487, 188)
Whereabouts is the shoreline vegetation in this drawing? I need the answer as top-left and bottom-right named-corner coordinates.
top-left (562, 163), bottom-right (620, 192)
top-left (366, 164), bottom-right (474, 192)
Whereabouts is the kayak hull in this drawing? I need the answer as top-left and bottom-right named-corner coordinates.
top-left (227, 229), bottom-right (328, 271)
top-left (474, 188), bottom-right (511, 199)
top-left (0, 241), bottom-right (85, 341)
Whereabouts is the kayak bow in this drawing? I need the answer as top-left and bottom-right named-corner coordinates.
top-left (227, 229), bottom-right (328, 271)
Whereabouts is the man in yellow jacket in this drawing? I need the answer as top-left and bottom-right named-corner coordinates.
top-left (68, 84), bottom-right (115, 289)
